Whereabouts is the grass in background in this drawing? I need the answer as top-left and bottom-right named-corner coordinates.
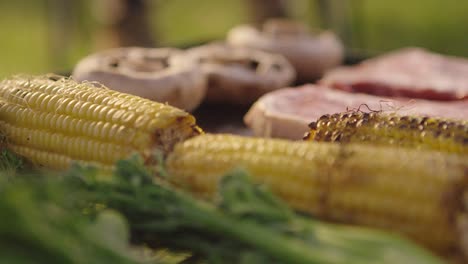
top-left (356, 0), bottom-right (468, 56)
top-left (154, 0), bottom-right (319, 45)
top-left (0, 0), bottom-right (467, 78)
top-left (154, 0), bottom-right (248, 45)
top-left (0, 2), bottom-right (49, 76)
top-left (0, 0), bottom-right (94, 77)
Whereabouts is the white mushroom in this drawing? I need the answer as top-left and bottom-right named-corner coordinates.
top-left (72, 47), bottom-right (207, 112)
top-left (227, 19), bottom-right (344, 83)
top-left (171, 43), bottom-right (295, 105)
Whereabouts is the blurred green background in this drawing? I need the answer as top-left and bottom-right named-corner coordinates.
top-left (1, 0), bottom-right (467, 78)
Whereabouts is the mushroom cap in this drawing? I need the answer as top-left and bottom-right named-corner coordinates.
top-left (171, 43), bottom-right (296, 105)
top-left (72, 47), bottom-right (207, 112)
top-left (227, 19), bottom-right (345, 82)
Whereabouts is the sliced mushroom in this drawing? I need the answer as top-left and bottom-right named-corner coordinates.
top-left (171, 43), bottom-right (295, 105)
top-left (72, 47), bottom-right (207, 112)
top-left (227, 19), bottom-right (344, 83)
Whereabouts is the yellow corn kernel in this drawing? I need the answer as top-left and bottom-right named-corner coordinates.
top-left (166, 133), bottom-right (468, 256)
top-left (0, 75), bottom-right (202, 169)
top-left (9, 144), bottom-right (113, 173)
top-left (304, 111), bottom-right (468, 155)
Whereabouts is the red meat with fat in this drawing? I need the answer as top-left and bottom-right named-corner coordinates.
top-left (320, 48), bottom-right (468, 101)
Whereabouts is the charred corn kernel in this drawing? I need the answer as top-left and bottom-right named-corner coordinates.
top-left (166, 134), bottom-right (468, 256)
top-left (0, 75), bottom-right (202, 170)
top-left (304, 111), bottom-right (468, 154)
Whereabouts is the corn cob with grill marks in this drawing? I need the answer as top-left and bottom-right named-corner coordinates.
top-left (0, 75), bottom-right (202, 170)
top-left (303, 111), bottom-right (468, 155)
top-left (166, 133), bottom-right (468, 257)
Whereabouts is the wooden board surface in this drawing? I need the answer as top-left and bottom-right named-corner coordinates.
top-left (192, 102), bottom-right (253, 136)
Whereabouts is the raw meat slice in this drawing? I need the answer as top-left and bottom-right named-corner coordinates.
top-left (320, 48), bottom-right (468, 101)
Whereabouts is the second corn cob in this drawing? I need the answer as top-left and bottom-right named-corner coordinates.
top-left (0, 75), bottom-right (202, 170)
top-left (166, 133), bottom-right (468, 258)
top-left (304, 111), bottom-right (468, 155)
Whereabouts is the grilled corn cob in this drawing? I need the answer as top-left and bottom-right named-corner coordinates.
top-left (304, 111), bottom-right (468, 154)
top-left (166, 133), bottom-right (468, 256)
top-left (0, 75), bottom-right (202, 170)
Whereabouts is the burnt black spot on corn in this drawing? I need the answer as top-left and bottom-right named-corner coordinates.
top-left (0, 75), bottom-right (203, 170)
top-left (304, 111), bottom-right (468, 155)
